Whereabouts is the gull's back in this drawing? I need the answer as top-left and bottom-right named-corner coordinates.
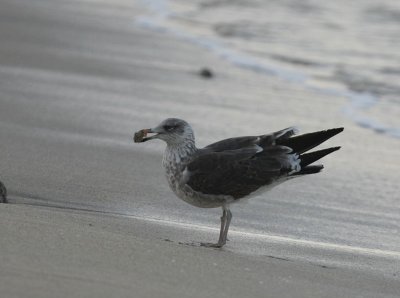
top-left (182, 127), bottom-right (343, 201)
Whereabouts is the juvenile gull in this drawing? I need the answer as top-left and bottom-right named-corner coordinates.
top-left (134, 118), bottom-right (343, 248)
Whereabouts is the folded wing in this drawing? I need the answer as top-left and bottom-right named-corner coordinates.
top-left (186, 126), bottom-right (344, 199)
top-left (203, 127), bottom-right (298, 152)
top-left (184, 145), bottom-right (298, 199)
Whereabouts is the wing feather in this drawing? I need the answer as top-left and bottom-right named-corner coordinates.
top-left (204, 127), bottom-right (298, 152)
top-left (185, 126), bottom-right (343, 199)
top-left (185, 145), bottom-right (296, 199)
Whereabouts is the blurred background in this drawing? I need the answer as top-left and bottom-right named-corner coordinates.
top-left (138, 0), bottom-right (400, 137)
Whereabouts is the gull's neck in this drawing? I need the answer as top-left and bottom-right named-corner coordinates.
top-left (163, 139), bottom-right (197, 168)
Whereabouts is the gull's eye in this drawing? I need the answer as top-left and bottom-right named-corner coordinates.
top-left (163, 125), bottom-right (175, 131)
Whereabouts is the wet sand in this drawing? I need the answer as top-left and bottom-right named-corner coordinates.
top-left (1, 203), bottom-right (399, 298)
top-left (0, 0), bottom-right (399, 297)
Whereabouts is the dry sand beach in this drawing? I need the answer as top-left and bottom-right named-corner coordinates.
top-left (0, 0), bottom-right (400, 297)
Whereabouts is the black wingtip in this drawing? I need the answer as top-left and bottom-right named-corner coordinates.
top-left (329, 127), bottom-right (344, 135)
top-left (322, 128), bottom-right (344, 139)
top-left (293, 165), bottom-right (324, 175)
top-left (278, 127), bottom-right (344, 154)
top-left (330, 146), bottom-right (342, 152)
top-left (299, 146), bottom-right (342, 168)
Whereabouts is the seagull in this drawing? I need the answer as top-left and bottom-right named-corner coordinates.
top-left (134, 118), bottom-right (343, 248)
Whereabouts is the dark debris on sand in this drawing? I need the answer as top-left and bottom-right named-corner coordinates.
top-left (199, 68), bottom-right (214, 79)
top-left (0, 181), bottom-right (7, 203)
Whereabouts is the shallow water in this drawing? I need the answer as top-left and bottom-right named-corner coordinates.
top-left (137, 0), bottom-right (400, 138)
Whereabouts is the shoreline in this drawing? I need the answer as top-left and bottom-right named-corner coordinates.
top-left (136, 0), bottom-right (400, 140)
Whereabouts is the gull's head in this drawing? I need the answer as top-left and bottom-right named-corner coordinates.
top-left (134, 118), bottom-right (195, 146)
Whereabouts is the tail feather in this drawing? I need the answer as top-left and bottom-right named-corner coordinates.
top-left (278, 127), bottom-right (344, 154)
